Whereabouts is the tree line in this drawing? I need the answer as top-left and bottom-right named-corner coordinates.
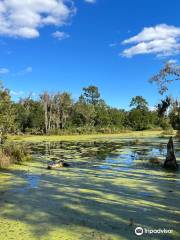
top-left (0, 83), bottom-right (179, 140)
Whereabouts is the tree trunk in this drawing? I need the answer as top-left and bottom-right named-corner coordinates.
top-left (164, 137), bottom-right (178, 170)
top-left (44, 103), bottom-right (48, 134)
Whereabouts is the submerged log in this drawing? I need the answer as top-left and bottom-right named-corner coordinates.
top-left (164, 137), bottom-right (178, 170)
top-left (47, 160), bottom-right (70, 170)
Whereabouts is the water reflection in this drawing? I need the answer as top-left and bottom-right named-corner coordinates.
top-left (25, 139), bottom-right (177, 173)
top-left (10, 174), bottom-right (40, 193)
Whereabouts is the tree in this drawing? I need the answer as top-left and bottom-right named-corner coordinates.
top-left (150, 62), bottom-right (180, 95)
top-left (130, 96), bottom-right (148, 111)
top-left (28, 101), bottom-right (44, 132)
top-left (169, 100), bottom-right (180, 130)
top-left (149, 62), bottom-right (180, 133)
top-left (157, 96), bottom-right (172, 117)
top-left (0, 83), bottom-right (15, 142)
top-left (15, 98), bottom-right (44, 133)
top-left (73, 99), bottom-right (96, 127)
top-left (40, 92), bottom-right (52, 133)
top-left (40, 92), bottom-right (72, 133)
top-left (108, 108), bottom-right (126, 128)
top-left (94, 101), bottom-right (110, 127)
top-left (56, 92), bottom-right (72, 130)
top-left (128, 96), bottom-right (156, 130)
top-left (82, 85), bottom-right (101, 105)
top-left (128, 109), bottom-right (149, 131)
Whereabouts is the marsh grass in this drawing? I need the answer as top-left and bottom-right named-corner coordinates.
top-left (8, 130), bottom-right (172, 143)
top-left (0, 149), bottom-right (11, 168)
top-left (161, 128), bottom-right (174, 136)
top-left (0, 142), bottom-right (32, 168)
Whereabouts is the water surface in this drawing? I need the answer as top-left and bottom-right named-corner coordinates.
top-left (0, 137), bottom-right (179, 240)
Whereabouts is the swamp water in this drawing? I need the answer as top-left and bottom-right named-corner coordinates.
top-left (0, 137), bottom-right (179, 240)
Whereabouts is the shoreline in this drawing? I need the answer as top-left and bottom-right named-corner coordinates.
top-left (8, 130), bottom-right (176, 142)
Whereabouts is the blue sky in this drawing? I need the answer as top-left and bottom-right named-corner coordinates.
top-left (0, 0), bottom-right (179, 109)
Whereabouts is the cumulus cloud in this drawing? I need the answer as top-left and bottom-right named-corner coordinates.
top-left (52, 31), bottom-right (70, 40)
top-left (0, 68), bottom-right (10, 74)
top-left (84, 0), bottom-right (96, 3)
top-left (122, 24), bottom-right (180, 57)
top-left (0, 0), bottom-right (75, 39)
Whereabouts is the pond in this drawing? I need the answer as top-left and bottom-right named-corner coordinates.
top-left (0, 137), bottom-right (180, 240)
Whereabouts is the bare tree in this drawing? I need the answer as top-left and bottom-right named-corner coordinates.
top-left (149, 62), bottom-right (180, 95)
top-left (40, 92), bottom-right (52, 133)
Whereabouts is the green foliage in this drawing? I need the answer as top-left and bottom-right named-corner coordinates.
top-left (0, 83), bottom-right (15, 140)
top-left (0, 81), bottom-right (179, 135)
top-left (94, 101), bottom-right (110, 127)
top-left (158, 117), bottom-right (172, 130)
top-left (108, 108), bottom-right (126, 127)
top-left (130, 96), bottom-right (148, 111)
top-left (169, 101), bottom-right (180, 130)
top-left (14, 99), bottom-right (44, 133)
top-left (73, 99), bottom-right (96, 126)
top-left (82, 85), bottom-right (101, 105)
top-left (128, 109), bottom-right (149, 130)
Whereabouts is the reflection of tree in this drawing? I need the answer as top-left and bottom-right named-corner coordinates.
top-left (30, 141), bottom-right (122, 162)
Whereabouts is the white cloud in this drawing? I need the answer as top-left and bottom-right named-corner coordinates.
top-left (52, 31), bottom-right (70, 40)
top-left (0, 0), bottom-right (75, 39)
top-left (122, 24), bottom-right (180, 57)
top-left (84, 0), bottom-right (96, 3)
top-left (0, 68), bottom-right (9, 74)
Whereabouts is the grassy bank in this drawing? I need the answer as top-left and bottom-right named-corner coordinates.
top-left (8, 130), bottom-right (176, 142)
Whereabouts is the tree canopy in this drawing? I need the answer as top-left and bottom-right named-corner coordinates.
top-left (0, 82), bottom-right (179, 137)
top-left (130, 96), bottom-right (148, 111)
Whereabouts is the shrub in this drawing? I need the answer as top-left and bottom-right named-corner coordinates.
top-left (160, 118), bottom-right (172, 130)
top-left (0, 149), bottom-right (11, 168)
top-left (2, 142), bottom-right (32, 164)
